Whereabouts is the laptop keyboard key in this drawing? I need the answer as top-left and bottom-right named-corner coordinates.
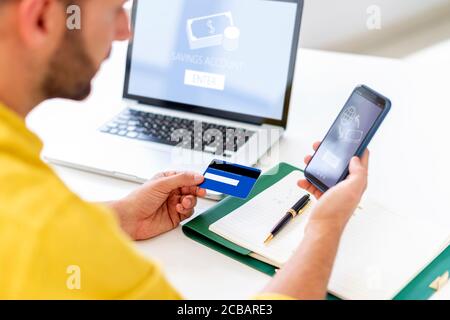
top-left (126, 131), bottom-right (138, 138)
top-left (101, 109), bottom-right (256, 152)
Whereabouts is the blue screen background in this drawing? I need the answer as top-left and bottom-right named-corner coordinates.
top-left (127, 0), bottom-right (298, 121)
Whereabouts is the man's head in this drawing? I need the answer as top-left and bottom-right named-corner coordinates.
top-left (0, 0), bottom-right (130, 106)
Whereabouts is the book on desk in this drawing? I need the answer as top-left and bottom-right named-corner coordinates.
top-left (183, 163), bottom-right (450, 300)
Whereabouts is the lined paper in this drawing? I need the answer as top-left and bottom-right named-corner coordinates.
top-left (210, 171), bottom-right (312, 266)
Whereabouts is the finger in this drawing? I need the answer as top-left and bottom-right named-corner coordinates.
top-left (181, 195), bottom-right (197, 209)
top-left (152, 170), bottom-right (179, 180)
top-left (304, 155), bottom-right (312, 165)
top-left (349, 156), bottom-right (365, 175)
top-left (305, 183), bottom-right (319, 196)
top-left (176, 204), bottom-right (194, 217)
top-left (181, 185), bottom-right (204, 195)
top-left (313, 141), bottom-right (321, 151)
top-left (313, 189), bottom-right (323, 199)
top-left (180, 209), bottom-right (195, 220)
top-left (348, 156), bottom-right (368, 188)
top-left (298, 179), bottom-right (322, 199)
top-left (156, 172), bottom-right (204, 193)
top-left (181, 186), bottom-right (196, 195)
top-left (297, 179), bottom-right (312, 190)
top-left (197, 188), bottom-right (207, 197)
top-left (180, 186), bottom-right (207, 198)
top-left (162, 171), bottom-right (180, 177)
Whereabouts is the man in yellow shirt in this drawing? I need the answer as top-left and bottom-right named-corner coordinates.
top-left (0, 0), bottom-right (369, 299)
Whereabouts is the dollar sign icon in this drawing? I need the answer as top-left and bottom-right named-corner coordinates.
top-left (206, 19), bottom-right (215, 35)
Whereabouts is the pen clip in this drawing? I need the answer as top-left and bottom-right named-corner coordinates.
top-left (297, 199), bottom-right (312, 216)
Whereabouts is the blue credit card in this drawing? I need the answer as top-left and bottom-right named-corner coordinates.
top-left (200, 160), bottom-right (262, 199)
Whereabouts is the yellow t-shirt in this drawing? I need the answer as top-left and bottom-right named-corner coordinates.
top-left (0, 103), bottom-right (181, 299)
top-left (0, 102), bottom-right (289, 300)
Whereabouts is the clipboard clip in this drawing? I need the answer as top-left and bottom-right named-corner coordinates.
top-left (429, 271), bottom-right (449, 291)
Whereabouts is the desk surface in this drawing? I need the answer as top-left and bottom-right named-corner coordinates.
top-left (27, 42), bottom-right (450, 299)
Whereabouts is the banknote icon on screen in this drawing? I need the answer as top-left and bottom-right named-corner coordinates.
top-left (186, 12), bottom-right (240, 51)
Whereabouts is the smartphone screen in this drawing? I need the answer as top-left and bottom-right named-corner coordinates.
top-left (306, 87), bottom-right (387, 190)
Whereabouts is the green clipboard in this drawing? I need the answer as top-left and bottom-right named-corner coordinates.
top-left (182, 162), bottom-right (450, 300)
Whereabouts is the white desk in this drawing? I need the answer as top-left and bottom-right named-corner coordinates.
top-left (27, 42), bottom-right (450, 299)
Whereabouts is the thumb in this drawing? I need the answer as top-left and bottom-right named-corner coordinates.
top-left (156, 172), bottom-right (204, 193)
top-left (347, 156), bottom-right (368, 188)
top-left (349, 156), bottom-right (363, 173)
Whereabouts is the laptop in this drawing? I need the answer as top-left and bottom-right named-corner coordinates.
top-left (43, 0), bottom-right (304, 198)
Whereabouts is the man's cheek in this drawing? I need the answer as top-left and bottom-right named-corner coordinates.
top-left (91, 31), bottom-right (112, 65)
top-left (105, 47), bottom-right (112, 60)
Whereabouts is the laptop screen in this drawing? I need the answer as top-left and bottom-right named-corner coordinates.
top-left (124, 0), bottom-right (302, 126)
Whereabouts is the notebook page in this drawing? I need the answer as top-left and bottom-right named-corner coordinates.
top-left (329, 200), bottom-right (450, 300)
top-left (210, 171), bottom-right (313, 266)
top-left (210, 171), bottom-right (450, 300)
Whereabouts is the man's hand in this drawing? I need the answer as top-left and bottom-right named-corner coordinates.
top-left (109, 171), bottom-right (206, 240)
top-left (263, 142), bottom-right (369, 299)
top-left (298, 141), bottom-right (369, 231)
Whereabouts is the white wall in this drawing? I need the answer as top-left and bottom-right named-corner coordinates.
top-left (300, 0), bottom-right (450, 53)
top-left (124, 0), bottom-right (450, 57)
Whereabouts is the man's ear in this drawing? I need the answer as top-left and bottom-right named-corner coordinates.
top-left (17, 0), bottom-right (66, 50)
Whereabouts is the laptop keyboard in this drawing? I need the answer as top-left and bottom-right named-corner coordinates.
top-left (100, 109), bottom-right (256, 156)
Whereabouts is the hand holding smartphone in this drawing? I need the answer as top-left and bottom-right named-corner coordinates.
top-left (304, 85), bottom-right (391, 192)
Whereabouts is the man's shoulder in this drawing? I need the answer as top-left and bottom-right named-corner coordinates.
top-left (0, 149), bottom-right (84, 226)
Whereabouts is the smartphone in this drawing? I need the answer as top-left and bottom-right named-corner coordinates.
top-left (304, 85), bottom-right (391, 192)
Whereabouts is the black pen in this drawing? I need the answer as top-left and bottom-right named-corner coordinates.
top-left (264, 194), bottom-right (311, 244)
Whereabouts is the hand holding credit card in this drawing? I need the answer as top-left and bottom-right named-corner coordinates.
top-left (200, 160), bottom-right (262, 199)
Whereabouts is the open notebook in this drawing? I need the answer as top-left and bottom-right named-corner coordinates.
top-left (209, 171), bottom-right (450, 300)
